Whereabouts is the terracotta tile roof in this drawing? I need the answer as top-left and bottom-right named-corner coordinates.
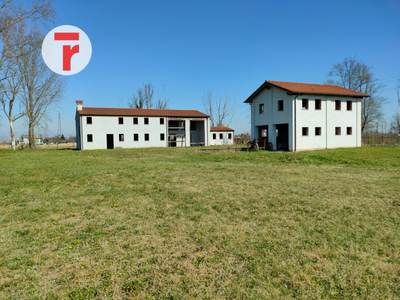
top-left (210, 126), bottom-right (234, 132)
top-left (245, 80), bottom-right (369, 103)
top-left (78, 107), bottom-right (209, 118)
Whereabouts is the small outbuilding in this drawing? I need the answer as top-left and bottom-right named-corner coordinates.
top-left (209, 127), bottom-right (234, 145)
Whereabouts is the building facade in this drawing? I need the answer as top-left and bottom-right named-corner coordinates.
top-left (75, 101), bottom-right (211, 150)
top-left (209, 127), bottom-right (234, 145)
top-left (245, 81), bottom-right (369, 151)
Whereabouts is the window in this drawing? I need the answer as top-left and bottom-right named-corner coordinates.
top-left (87, 134), bottom-right (93, 142)
top-left (145, 133), bottom-right (149, 141)
top-left (133, 117), bottom-right (138, 124)
top-left (315, 127), bottom-right (321, 136)
top-left (347, 127), bottom-right (352, 135)
top-left (119, 117), bottom-right (123, 124)
top-left (302, 99), bottom-right (308, 110)
top-left (119, 134), bottom-right (124, 142)
top-left (302, 127), bottom-right (309, 136)
top-left (259, 103), bottom-right (264, 114)
top-left (219, 133), bottom-right (223, 139)
top-left (134, 134), bottom-right (139, 141)
top-left (160, 118), bottom-right (164, 125)
top-left (213, 133), bottom-right (216, 139)
top-left (278, 100), bottom-right (284, 111)
top-left (228, 133), bottom-right (232, 139)
top-left (335, 127), bottom-right (341, 135)
top-left (335, 100), bottom-right (341, 110)
top-left (160, 133), bottom-right (165, 141)
top-left (87, 117), bottom-right (92, 124)
top-left (347, 101), bottom-right (352, 111)
top-left (261, 129), bottom-right (267, 137)
top-left (190, 122), bottom-right (197, 131)
top-left (144, 118), bottom-right (149, 125)
top-left (315, 99), bottom-right (321, 110)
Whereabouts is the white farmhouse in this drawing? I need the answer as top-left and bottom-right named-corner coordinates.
top-left (209, 127), bottom-right (234, 145)
top-left (245, 80), bottom-right (369, 151)
top-left (75, 101), bottom-right (211, 150)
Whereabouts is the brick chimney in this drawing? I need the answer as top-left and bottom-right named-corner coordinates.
top-left (76, 100), bottom-right (83, 111)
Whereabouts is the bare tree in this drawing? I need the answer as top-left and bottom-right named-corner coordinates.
top-left (0, 21), bottom-right (29, 149)
top-left (0, 0), bottom-right (55, 34)
top-left (19, 28), bottom-right (65, 148)
top-left (203, 89), bottom-right (235, 127)
top-left (128, 83), bottom-right (168, 109)
top-left (128, 83), bottom-right (153, 109)
top-left (156, 85), bottom-right (168, 109)
top-left (326, 57), bottom-right (386, 132)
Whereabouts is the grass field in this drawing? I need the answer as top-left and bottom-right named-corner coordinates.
top-left (0, 146), bottom-right (399, 299)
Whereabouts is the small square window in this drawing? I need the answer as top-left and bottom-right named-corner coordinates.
top-left (302, 127), bottom-right (309, 136)
top-left (335, 100), bottom-right (341, 110)
top-left (213, 133), bottom-right (216, 140)
top-left (302, 99), bottom-right (308, 110)
top-left (145, 133), bottom-right (149, 141)
top-left (160, 118), bottom-right (164, 125)
top-left (87, 134), bottom-right (93, 142)
top-left (347, 101), bottom-right (352, 111)
top-left (219, 133), bottom-right (223, 139)
top-left (315, 127), bottom-right (321, 136)
top-left (228, 133), bottom-right (232, 139)
top-left (335, 127), bottom-right (341, 135)
top-left (347, 127), bottom-right (352, 135)
top-left (119, 117), bottom-right (124, 124)
top-left (87, 117), bottom-right (92, 124)
top-left (315, 99), bottom-right (321, 110)
top-left (259, 103), bottom-right (264, 114)
top-left (160, 133), bottom-right (165, 141)
top-left (144, 118), bottom-right (149, 125)
top-left (134, 134), bottom-right (139, 141)
top-left (119, 134), bottom-right (124, 142)
top-left (133, 117), bottom-right (138, 124)
top-left (278, 100), bottom-right (284, 111)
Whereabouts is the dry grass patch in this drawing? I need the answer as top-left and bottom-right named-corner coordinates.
top-left (0, 146), bottom-right (399, 299)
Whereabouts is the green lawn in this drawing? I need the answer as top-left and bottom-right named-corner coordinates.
top-left (0, 146), bottom-right (399, 299)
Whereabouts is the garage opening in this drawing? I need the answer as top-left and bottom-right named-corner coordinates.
top-left (275, 124), bottom-right (288, 150)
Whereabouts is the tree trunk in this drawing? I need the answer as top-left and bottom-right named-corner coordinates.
top-left (29, 121), bottom-right (36, 149)
top-left (10, 120), bottom-right (16, 150)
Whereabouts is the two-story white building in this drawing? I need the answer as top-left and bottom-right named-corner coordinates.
top-left (245, 80), bottom-right (369, 151)
top-left (75, 101), bottom-right (211, 150)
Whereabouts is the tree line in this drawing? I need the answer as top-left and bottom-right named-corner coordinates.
top-left (0, 0), bottom-right (64, 150)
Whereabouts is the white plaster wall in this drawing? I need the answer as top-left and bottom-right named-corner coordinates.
top-left (250, 87), bottom-right (294, 150)
top-left (81, 116), bottom-right (167, 150)
top-left (209, 132), bottom-right (234, 145)
top-left (296, 96), bottom-right (361, 151)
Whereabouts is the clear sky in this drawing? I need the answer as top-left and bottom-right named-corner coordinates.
top-left (2, 0), bottom-right (400, 140)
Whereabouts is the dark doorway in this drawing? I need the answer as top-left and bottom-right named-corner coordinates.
top-left (106, 134), bottom-right (114, 149)
top-left (276, 124), bottom-right (288, 150)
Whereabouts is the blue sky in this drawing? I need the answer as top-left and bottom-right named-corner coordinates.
top-left (2, 0), bottom-right (400, 139)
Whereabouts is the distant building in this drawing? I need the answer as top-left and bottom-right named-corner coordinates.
top-left (245, 80), bottom-right (369, 151)
top-left (209, 127), bottom-right (234, 145)
top-left (75, 100), bottom-right (212, 150)
top-left (18, 135), bottom-right (43, 145)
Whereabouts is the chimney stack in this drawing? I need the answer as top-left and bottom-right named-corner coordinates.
top-left (76, 100), bottom-right (83, 111)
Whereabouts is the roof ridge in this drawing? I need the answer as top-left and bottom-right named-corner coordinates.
top-left (267, 80), bottom-right (343, 88)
